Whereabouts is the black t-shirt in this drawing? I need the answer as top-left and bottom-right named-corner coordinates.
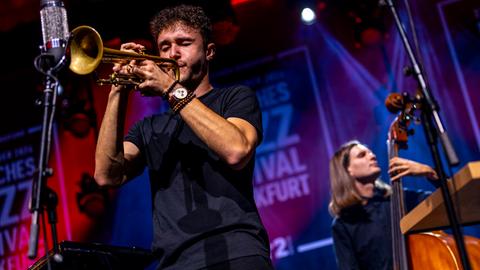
top-left (125, 85), bottom-right (270, 270)
top-left (331, 188), bottom-right (431, 270)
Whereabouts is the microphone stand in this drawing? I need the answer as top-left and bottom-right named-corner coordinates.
top-left (28, 49), bottom-right (66, 266)
top-left (382, 0), bottom-right (471, 269)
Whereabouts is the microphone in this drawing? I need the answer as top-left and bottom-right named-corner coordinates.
top-left (39, 0), bottom-right (69, 70)
top-left (27, 0), bottom-right (69, 260)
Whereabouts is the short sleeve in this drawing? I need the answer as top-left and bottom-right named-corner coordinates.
top-left (222, 85), bottom-right (263, 144)
top-left (124, 120), bottom-right (145, 150)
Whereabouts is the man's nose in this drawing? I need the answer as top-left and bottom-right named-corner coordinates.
top-left (168, 45), bottom-right (180, 59)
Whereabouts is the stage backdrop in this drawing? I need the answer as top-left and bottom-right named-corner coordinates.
top-left (1, 0), bottom-right (480, 269)
top-left (97, 1), bottom-right (480, 269)
top-left (103, 1), bottom-right (480, 268)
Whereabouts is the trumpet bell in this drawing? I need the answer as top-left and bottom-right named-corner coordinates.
top-left (69, 25), bottom-right (103, 75)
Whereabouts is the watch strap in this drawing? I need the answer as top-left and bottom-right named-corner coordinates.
top-left (171, 91), bottom-right (196, 113)
top-left (162, 80), bottom-right (179, 100)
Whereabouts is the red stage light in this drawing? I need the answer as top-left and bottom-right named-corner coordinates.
top-left (361, 27), bottom-right (382, 46)
top-left (231, 0), bottom-right (254, 6)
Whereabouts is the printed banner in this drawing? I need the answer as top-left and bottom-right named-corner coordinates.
top-left (0, 126), bottom-right (43, 269)
top-left (212, 46), bottom-right (333, 263)
top-left (0, 125), bottom-right (72, 270)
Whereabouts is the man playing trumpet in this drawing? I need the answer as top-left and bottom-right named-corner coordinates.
top-left (93, 4), bottom-right (272, 270)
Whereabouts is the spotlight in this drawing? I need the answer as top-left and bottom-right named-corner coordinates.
top-left (301, 7), bottom-right (316, 25)
top-left (358, 26), bottom-right (383, 46)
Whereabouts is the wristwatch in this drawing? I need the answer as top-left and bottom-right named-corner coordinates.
top-left (168, 87), bottom-right (196, 113)
top-left (170, 87), bottom-right (189, 101)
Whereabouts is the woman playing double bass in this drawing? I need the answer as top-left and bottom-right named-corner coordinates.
top-left (328, 140), bottom-right (438, 270)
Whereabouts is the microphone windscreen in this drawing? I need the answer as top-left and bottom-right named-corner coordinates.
top-left (40, 0), bottom-right (69, 47)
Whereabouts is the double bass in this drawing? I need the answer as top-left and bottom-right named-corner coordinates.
top-left (386, 93), bottom-right (480, 270)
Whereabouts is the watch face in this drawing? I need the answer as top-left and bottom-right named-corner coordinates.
top-left (174, 88), bottom-right (188, 99)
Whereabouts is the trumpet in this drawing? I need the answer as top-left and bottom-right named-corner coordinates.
top-left (68, 25), bottom-right (180, 86)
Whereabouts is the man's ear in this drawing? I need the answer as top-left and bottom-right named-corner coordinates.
top-left (206, 43), bottom-right (216, 61)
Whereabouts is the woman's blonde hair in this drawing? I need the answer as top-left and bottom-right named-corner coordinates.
top-left (328, 140), bottom-right (391, 217)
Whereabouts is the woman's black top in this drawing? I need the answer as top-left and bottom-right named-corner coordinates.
top-left (331, 188), bottom-right (431, 270)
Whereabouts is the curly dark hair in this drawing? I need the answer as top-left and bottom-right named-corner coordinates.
top-left (150, 4), bottom-right (213, 47)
